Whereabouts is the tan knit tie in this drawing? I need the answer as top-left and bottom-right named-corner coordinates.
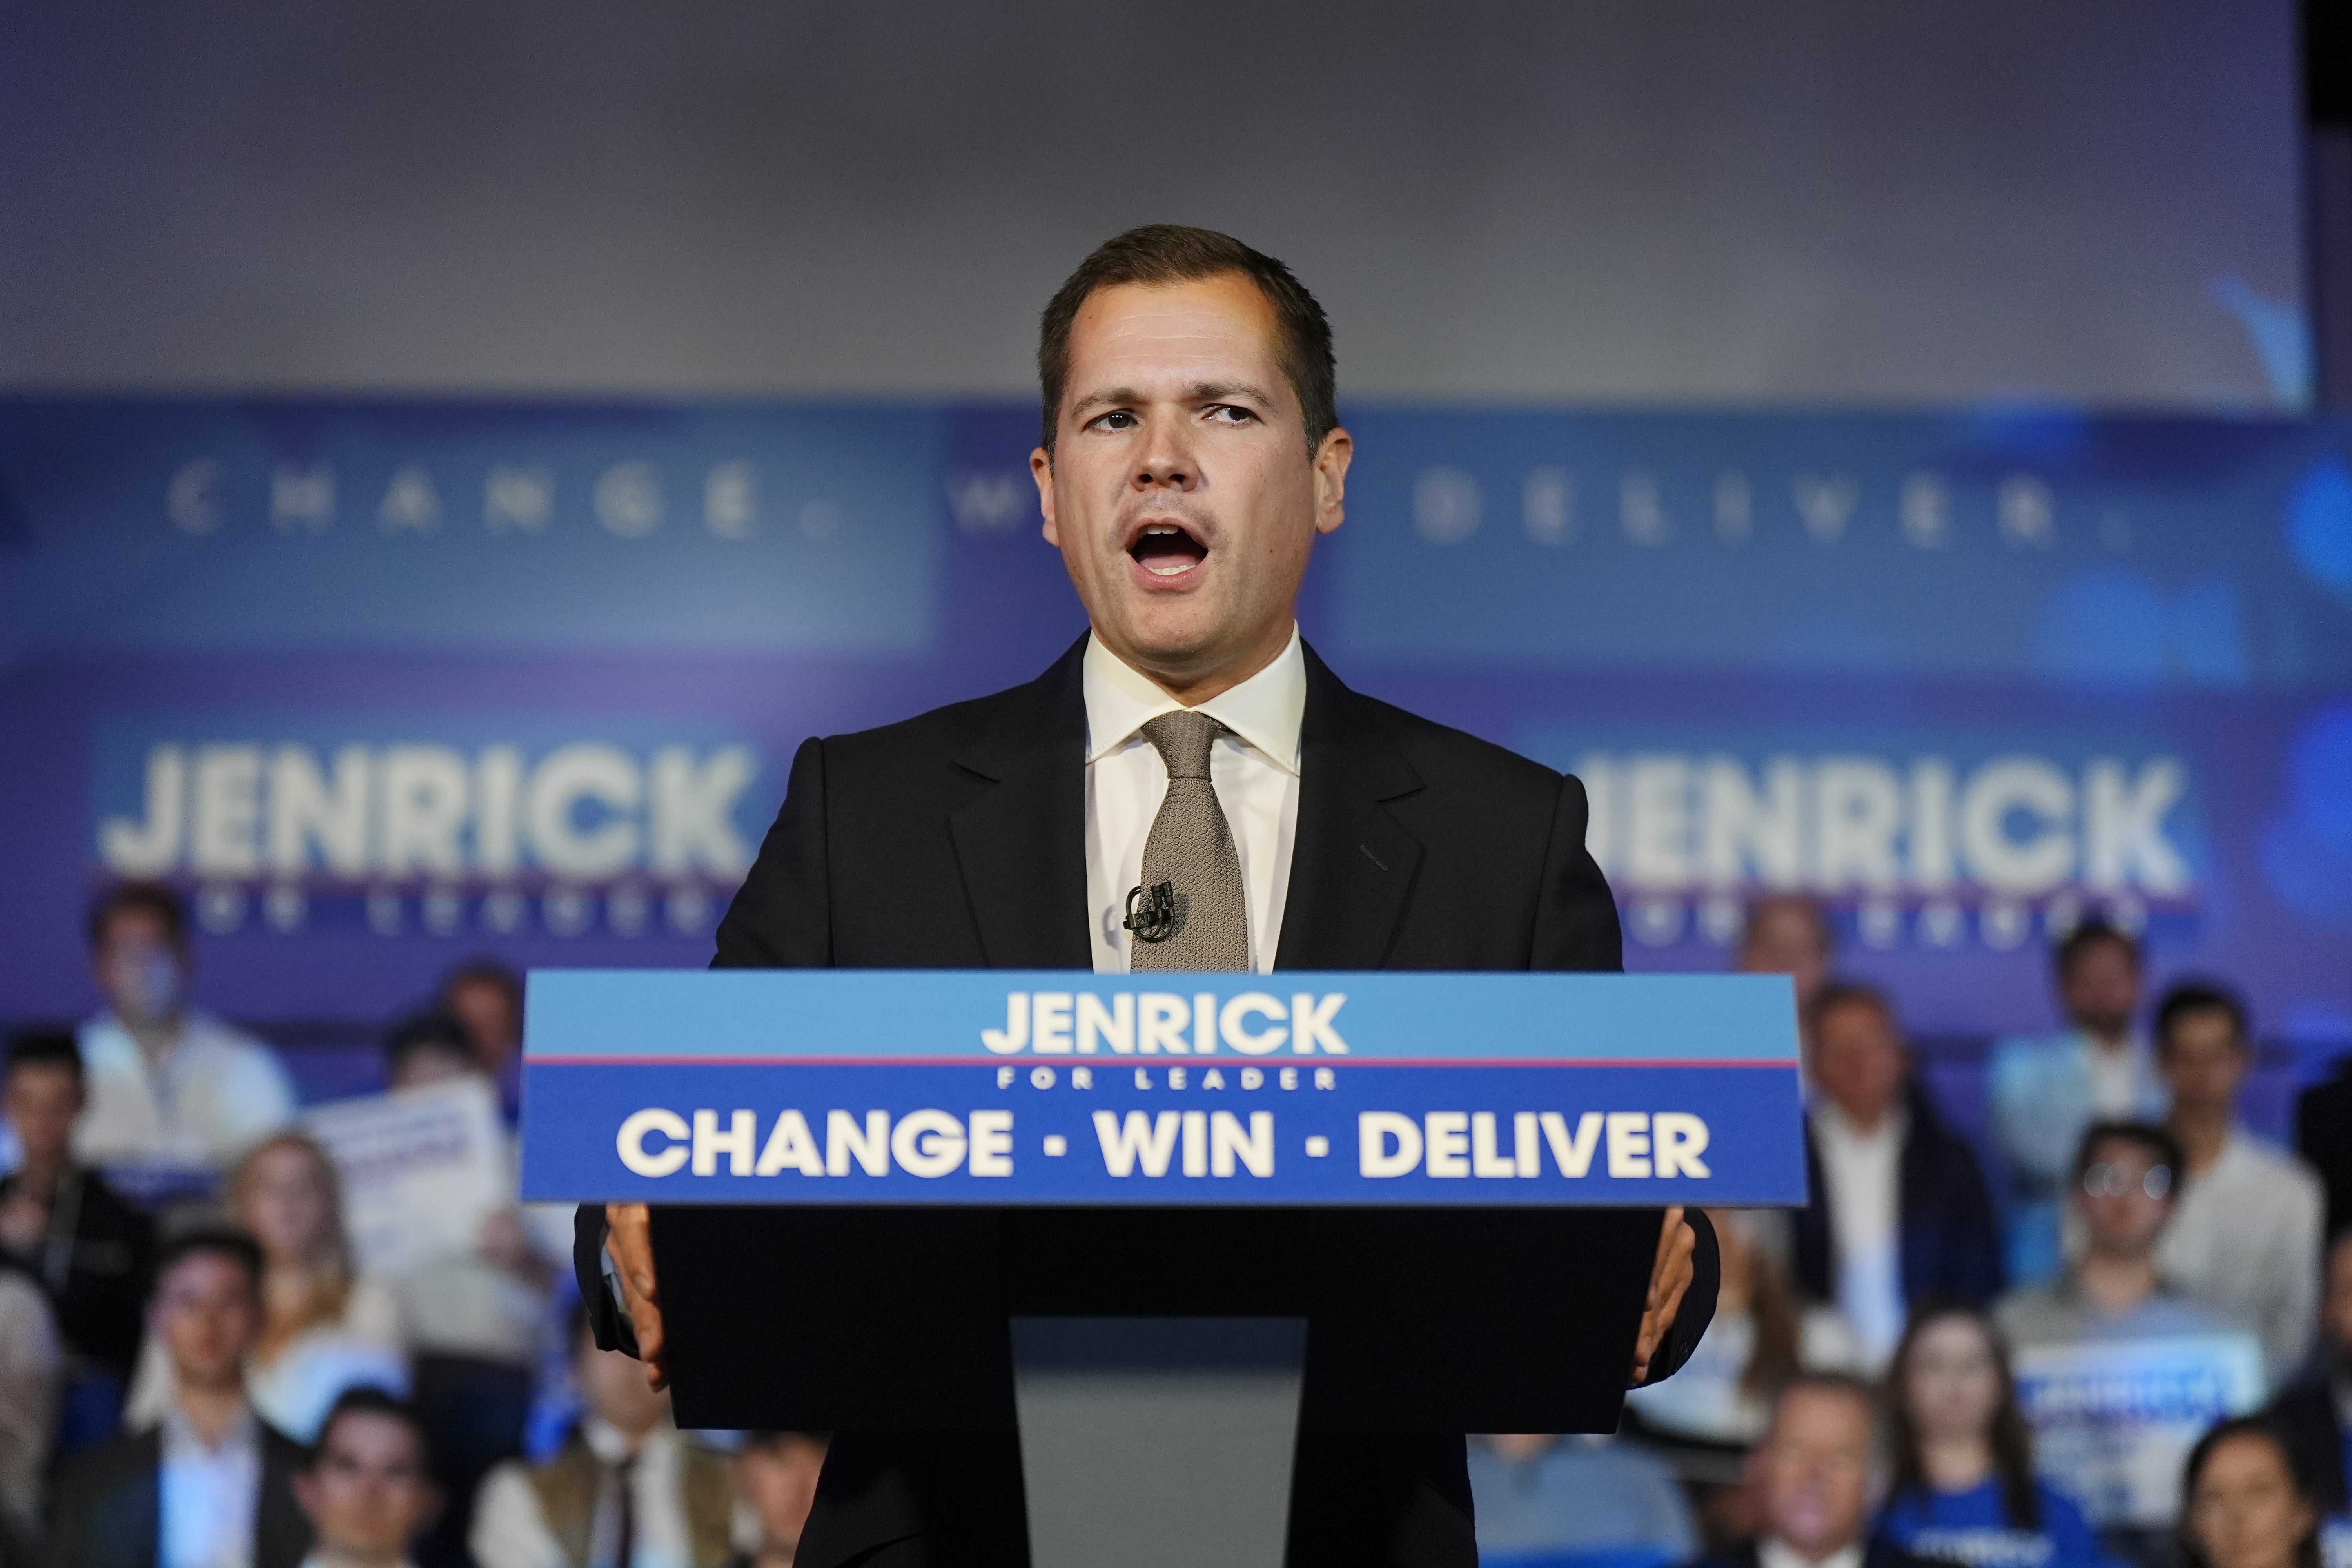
top-left (1129, 710), bottom-right (1250, 971)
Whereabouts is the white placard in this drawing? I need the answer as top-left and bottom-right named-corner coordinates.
top-left (304, 1077), bottom-right (510, 1278)
top-left (2012, 1332), bottom-right (2266, 1528)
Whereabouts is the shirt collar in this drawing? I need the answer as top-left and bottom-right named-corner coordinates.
top-left (162, 1397), bottom-right (258, 1459)
top-left (1082, 628), bottom-right (1305, 775)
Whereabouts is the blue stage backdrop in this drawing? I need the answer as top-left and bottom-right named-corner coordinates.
top-left (2, 399), bottom-right (2349, 1050)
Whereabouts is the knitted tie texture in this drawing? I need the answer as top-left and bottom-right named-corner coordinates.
top-left (1130, 710), bottom-right (1250, 971)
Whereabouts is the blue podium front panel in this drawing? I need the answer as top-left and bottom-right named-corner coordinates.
top-left (519, 971), bottom-right (1805, 1206)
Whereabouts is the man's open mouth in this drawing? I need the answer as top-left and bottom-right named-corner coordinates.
top-left (1127, 521), bottom-right (1209, 578)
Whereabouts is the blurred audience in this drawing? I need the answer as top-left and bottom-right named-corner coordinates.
top-left (2153, 984), bottom-right (2324, 1378)
top-left (1684, 1374), bottom-right (1927, 1568)
top-left (1471, 1432), bottom-right (1697, 1568)
top-left (51, 1230), bottom-right (312, 1568)
top-left (2178, 1420), bottom-right (2320, 1568)
top-left (0, 1030), bottom-right (151, 1451)
top-left (1739, 899), bottom-right (1835, 1048)
top-left (1795, 984), bottom-right (2003, 1370)
top-left (2263, 1230), bottom-right (2350, 1559)
top-left (73, 886), bottom-right (296, 1187)
top-left (1878, 1303), bottom-right (2105, 1568)
top-left (2296, 1059), bottom-right (2352, 1252)
top-left (725, 1434), bottom-right (824, 1568)
top-left (129, 1136), bottom-right (406, 1442)
top-left (437, 964), bottom-right (525, 1125)
top-left (470, 1311), bottom-right (734, 1568)
top-left (0, 1259), bottom-right (57, 1551)
top-left (293, 1390), bottom-right (441, 1568)
top-left (1989, 922), bottom-right (2166, 1289)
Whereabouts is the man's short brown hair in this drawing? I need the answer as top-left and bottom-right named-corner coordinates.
top-left (1036, 224), bottom-right (1337, 459)
top-left (86, 881), bottom-right (190, 957)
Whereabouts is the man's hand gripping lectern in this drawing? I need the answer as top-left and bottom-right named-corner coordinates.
top-left (522, 971), bottom-right (1806, 1568)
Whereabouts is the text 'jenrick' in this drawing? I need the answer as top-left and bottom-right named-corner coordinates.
top-left (983, 991), bottom-right (1348, 1055)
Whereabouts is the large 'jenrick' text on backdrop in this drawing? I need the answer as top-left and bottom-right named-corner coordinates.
top-left (0, 401), bottom-right (2347, 1041)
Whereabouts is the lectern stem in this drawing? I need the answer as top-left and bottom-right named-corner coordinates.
top-left (1009, 1316), bottom-right (1308, 1568)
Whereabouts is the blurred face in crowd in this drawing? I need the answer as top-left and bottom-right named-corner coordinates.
top-left (153, 1250), bottom-right (261, 1392)
top-left (2159, 1007), bottom-right (2248, 1120)
top-left (94, 906), bottom-right (187, 1029)
top-left (1032, 272), bottom-right (1350, 699)
top-left (296, 1410), bottom-right (439, 1568)
top-left (2187, 1432), bottom-right (2314, 1568)
top-left (734, 1434), bottom-right (827, 1560)
top-left (578, 1328), bottom-right (671, 1440)
top-left (1738, 900), bottom-right (1831, 1015)
top-left (1751, 1384), bottom-right (1877, 1563)
top-left (445, 977), bottom-right (522, 1073)
top-left (238, 1140), bottom-right (338, 1264)
top-left (1812, 998), bottom-right (1907, 1131)
top-left (2076, 1134), bottom-right (2175, 1261)
top-left (1900, 1314), bottom-right (2003, 1447)
top-left (2322, 1232), bottom-right (2352, 1368)
top-left (3, 1061), bottom-right (82, 1169)
top-left (2060, 937), bottom-right (2139, 1042)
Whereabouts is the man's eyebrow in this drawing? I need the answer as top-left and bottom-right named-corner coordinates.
top-left (1068, 381), bottom-right (1283, 418)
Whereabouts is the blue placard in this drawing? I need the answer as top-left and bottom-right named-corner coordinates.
top-left (519, 971), bottom-right (1806, 1206)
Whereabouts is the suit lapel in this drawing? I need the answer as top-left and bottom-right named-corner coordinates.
top-left (948, 637), bottom-right (1094, 969)
top-left (1274, 644), bottom-right (1424, 971)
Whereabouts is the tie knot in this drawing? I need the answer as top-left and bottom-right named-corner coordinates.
top-left (1141, 710), bottom-right (1223, 780)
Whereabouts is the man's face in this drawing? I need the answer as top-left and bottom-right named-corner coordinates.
top-left (735, 1435), bottom-right (827, 1555)
top-left (1032, 274), bottom-right (1350, 695)
top-left (152, 1252), bottom-right (260, 1392)
top-left (1751, 1387), bottom-right (1875, 1562)
top-left (295, 1412), bottom-right (438, 1565)
top-left (2075, 1136), bottom-right (2175, 1259)
top-left (2158, 1008), bottom-right (2246, 1119)
top-left (1812, 1002), bottom-right (1906, 1127)
top-left (2060, 939), bottom-right (2139, 1040)
top-left (3, 1063), bottom-right (82, 1165)
top-left (93, 909), bottom-right (186, 1029)
top-left (445, 980), bottom-right (521, 1071)
top-left (2321, 1232), bottom-right (2352, 1369)
top-left (577, 1334), bottom-right (671, 1439)
top-left (1737, 904), bottom-right (1829, 1014)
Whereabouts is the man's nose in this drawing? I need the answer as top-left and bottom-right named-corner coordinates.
top-left (1133, 419), bottom-right (1199, 490)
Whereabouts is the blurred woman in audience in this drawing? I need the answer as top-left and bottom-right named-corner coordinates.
top-left (2179, 1419), bottom-right (2319, 1568)
top-left (128, 1133), bottom-right (405, 1439)
top-left (1880, 1303), bottom-right (2105, 1568)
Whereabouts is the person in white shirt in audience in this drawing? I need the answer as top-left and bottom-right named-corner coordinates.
top-left (129, 1136), bottom-right (405, 1442)
top-left (51, 1230), bottom-right (312, 1568)
top-left (294, 1390), bottom-right (441, 1568)
top-left (2153, 982), bottom-right (2325, 1379)
top-left (470, 1310), bottom-right (735, 1568)
top-left (1684, 1375), bottom-right (1931, 1568)
top-left (73, 884), bottom-right (296, 1191)
top-left (1468, 1431), bottom-right (1698, 1568)
top-left (1989, 920), bottom-right (2167, 1289)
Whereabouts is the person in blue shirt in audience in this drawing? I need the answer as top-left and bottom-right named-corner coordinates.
top-left (1468, 1432), bottom-right (1698, 1568)
top-left (1880, 1303), bottom-right (2107, 1568)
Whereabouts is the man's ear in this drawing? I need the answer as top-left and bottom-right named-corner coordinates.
top-left (1312, 427), bottom-right (1352, 536)
top-left (1031, 447), bottom-right (1059, 547)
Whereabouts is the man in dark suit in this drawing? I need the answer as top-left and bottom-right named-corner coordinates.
top-left (2265, 1228), bottom-right (2351, 1524)
top-left (51, 1230), bottom-right (310, 1568)
top-left (578, 223), bottom-right (1720, 1568)
top-left (1683, 1376), bottom-right (1928, 1568)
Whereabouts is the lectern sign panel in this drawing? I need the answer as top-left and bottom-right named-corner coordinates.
top-left (519, 971), bottom-right (1804, 1206)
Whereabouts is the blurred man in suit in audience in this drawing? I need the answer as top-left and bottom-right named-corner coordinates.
top-left (1684, 1375), bottom-right (1927, 1568)
top-left (2263, 1229), bottom-right (2352, 1560)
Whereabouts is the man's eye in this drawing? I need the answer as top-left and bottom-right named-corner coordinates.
top-left (1207, 406), bottom-right (1254, 425)
top-left (1090, 411), bottom-right (1138, 431)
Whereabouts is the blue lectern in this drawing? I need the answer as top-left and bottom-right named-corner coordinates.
top-left (521, 971), bottom-right (1804, 1568)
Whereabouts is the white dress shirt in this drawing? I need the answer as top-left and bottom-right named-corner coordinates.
top-left (159, 1401), bottom-right (263, 1568)
top-left (472, 1419), bottom-right (699, 1568)
top-left (1082, 629), bottom-right (1305, 975)
top-left (1761, 1538), bottom-right (1862, 1568)
top-left (74, 1011), bottom-right (297, 1172)
top-left (1811, 1101), bottom-right (1908, 1372)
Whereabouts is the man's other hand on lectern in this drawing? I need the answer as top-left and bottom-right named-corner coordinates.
top-left (606, 1201), bottom-right (666, 1389)
top-left (606, 1200), bottom-right (1697, 1394)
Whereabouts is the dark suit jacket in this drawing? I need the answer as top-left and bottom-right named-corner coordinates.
top-left (48, 1420), bottom-right (310, 1568)
top-left (1687, 1539), bottom-right (1931, 1568)
top-left (2296, 1058), bottom-right (2352, 1245)
top-left (1793, 1082), bottom-right (2004, 1311)
top-left (580, 635), bottom-right (1721, 1568)
top-left (0, 1165), bottom-right (154, 1377)
top-left (2265, 1375), bottom-right (2350, 1512)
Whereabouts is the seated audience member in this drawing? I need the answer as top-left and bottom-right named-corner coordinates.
top-left (2264, 1229), bottom-right (2351, 1564)
top-left (294, 1389), bottom-right (442, 1568)
top-left (1629, 1209), bottom-right (1861, 1450)
top-left (727, 1434), bottom-right (826, 1568)
top-left (1879, 1303), bottom-right (2105, 1568)
top-left (379, 1013), bottom-right (554, 1568)
top-left (0, 1029), bottom-right (151, 1450)
top-left (2178, 1419), bottom-right (2320, 1568)
top-left (129, 1136), bottom-right (405, 1442)
top-left (1739, 898), bottom-right (1836, 1043)
top-left (1684, 1374), bottom-right (1928, 1568)
top-left (470, 1310), bottom-right (735, 1568)
top-left (73, 884), bottom-right (297, 1186)
top-left (51, 1230), bottom-right (312, 1568)
top-left (1989, 922), bottom-right (2167, 1289)
top-left (1795, 984), bottom-right (2003, 1368)
top-left (2154, 983), bottom-right (2325, 1378)
top-left (1470, 1432), bottom-right (1698, 1568)
top-left (2298, 1058), bottom-right (2352, 1249)
top-left (438, 962), bottom-right (525, 1124)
